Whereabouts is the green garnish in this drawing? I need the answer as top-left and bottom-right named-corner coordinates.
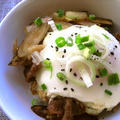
top-left (66, 37), bottom-right (73, 46)
top-left (34, 17), bottom-right (42, 26)
top-left (108, 73), bottom-right (120, 85)
top-left (93, 51), bottom-right (102, 57)
top-left (31, 99), bottom-right (38, 106)
top-left (102, 34), bottom-right (109, 39)
top-left (56, 24), bottom-right (62, 30)
top-left (99, 68), bottom-right (108, 77)
top-left (41, 84), bottom-right (47, 91)
top-left (80, 35), bottom-right (89, 42)
top-left (89, 14), bottom-right (96, 20)
top-left (77, 44), bottom-right (86, 50)
top-left (43, 60), bottom-right (53, 78)
top-left (75, 34), bottom-right (81, 44)
top-left (57, 9), bottom-right (65, 17)
top-left (104, 27), bottom-right (110, 31)
top-left (55, 37), bottom-right (66, 48)
top-left (84, 40), bottom-right (95, 47)
top-left (57, 72), bottom-right (66, 81)
top-left (75, 35), bottom-right (89, 44)
top-left (43, 60), bottom-right (52, 68)
top-left (104, 89), bottom-right (112, 96)
top-left (89, 46), bottom-right (97, 54)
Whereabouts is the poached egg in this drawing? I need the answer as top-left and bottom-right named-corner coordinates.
top-left (34, 25), bottom-right (120, 115)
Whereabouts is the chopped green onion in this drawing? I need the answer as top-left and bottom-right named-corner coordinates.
top-left (55, 37), bottom-right (66, 48)
top-left (31, 99), bottom-right (38, 106)
top-left (77, 44), bottom-right (86, 50)
top-left (75, 35), bottom-right (89, 44)
top-left (108, 73), bottom-right (120, 85)
top-left (57, 9), bottom-right (65, 17)
top-left (75, 34), bottom-right (81, 44)
top-left (84, 40), bottom-right (95, 47)
top-left (102, 34), bottom-right (109, 39)
top-left (66, 37), bottom-right (73, 46)
top-left (89, 46), bottom-right (97, 54)
top-left (57, 72), bottom-right (66, 81)
top-left (43, 60), bottom-right (52, 68)
top-left (99, 68), bottom-right (108, 77)
top-left (41, 83), bottom-right (47, 91)
top-left (93, 51), bottom-right (102, 57)
top-left (104, 27), bottom-right (110, 31)
top-left (34, 17), bottom-right (42, 26)
top-left (43, 60), bottom-right (53, 78)
top-left (89, 14), bottom-right (96, 20)
top-left (56, 24), bottom-right (62, 30)
top-left (81, 35), bottom-right (89, 42)
top-left (104, 89), bottom-right (112, 96)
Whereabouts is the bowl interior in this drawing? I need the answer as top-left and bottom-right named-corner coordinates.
top-left (0, 0), bottom-right (120, 120)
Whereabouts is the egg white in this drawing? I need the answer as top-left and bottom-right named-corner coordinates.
top-left (36, 25), bottom-right (120, 115)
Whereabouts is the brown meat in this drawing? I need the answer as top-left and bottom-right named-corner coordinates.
top-left (47, 97), bottom-right (65, 116)
top-left (31, 97), bottom-right (97, 120)
top-left (30, 81), bottom-right (38, 95)
top-left (31, 105), bottom-right (48, 118)
top-left (24, 64), bottom-right (39, 82)
top-left (62, 98), bottom-right (73, 120)
top-left (114, 32), bottom-right (120, 42)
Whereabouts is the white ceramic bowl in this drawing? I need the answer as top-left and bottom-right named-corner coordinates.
top-left (0, 0), bottom-right (120, 120)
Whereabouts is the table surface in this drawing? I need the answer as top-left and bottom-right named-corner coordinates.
top-left (0, 1), bottom-right (21, 119)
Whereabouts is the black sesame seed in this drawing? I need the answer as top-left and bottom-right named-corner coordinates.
top-left (100, 83), bottom-right (103, 86)
top-left (109, 62), bottom-right (111, 64)
top-left (110, 52), bottom-right (114, 56)
top-left (70, 68), bottom-right (72, 72)
top-left (71, 34), bottom-right (73, 37)
top-left (63, 88), bottom-right (67, 91)
top-left (73, 73), bottom-right (77, 77)
top-left (115, 45), bottom-right (118, 48)
top-left (96, 75), bottom-right (100, 78)
top-left (55, 46), bottom-right (59, 52)
top-left (65, 80), bottom-right (68, 85)
top-left (46, 58), bottom-right (50, 60)
top-left (54, 88), bottom-right (56, 89)
top-left (71, 88), bottom-right (74, 92)
top-left (49, 33), bottom-right (52, 35)
top-left (62, 55), bottom-right (64, 58)
top-left (51, 45), bottom-right (53, 48)
top-left (63, 49), bottom-right (66, 53)
top-left (61, 69), bottom-right (65, 71)
top-left (75, 33), bottom-right (78, 35)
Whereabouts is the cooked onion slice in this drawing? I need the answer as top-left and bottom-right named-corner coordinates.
top-left (65, 56), bottom-right (96, 88)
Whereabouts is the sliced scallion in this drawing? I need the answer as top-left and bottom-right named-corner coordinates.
top-left (56, 24), bottom-right (62, 30)
top-left (66, 37), bottom-right (73, 46)
top-left (34, 17), bottom-right (42, 26)
top-left (108, 73), bottom-right (120, 85)
top-left (89, 14), bottom-right (96, 20)
top-left (57, 72), bottom-right (66, 81)
top-left (41, 84), bottom-right (47, 91)
top-left (57, 9), bottom-right (65, 17)
top-left (102, 34), bottom-right (109, 39)
top-left (104, 89), bottom-right (112, 96)
top-left (99, 68), bottom-right (108, 77)
top-left (55, 37), bottom-right (66, 48)
top-left (77, 44), bottom-right (86, 50)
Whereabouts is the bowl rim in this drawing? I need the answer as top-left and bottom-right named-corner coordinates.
top-left (0, 1), bottom-right (30, 119)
